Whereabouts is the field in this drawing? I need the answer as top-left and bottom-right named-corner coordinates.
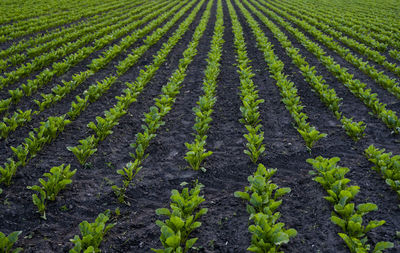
top-left (1, 0), bottom-right (400, 252)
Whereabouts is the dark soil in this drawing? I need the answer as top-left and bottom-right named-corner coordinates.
top-left (1, 0), bottom-right (399, 252)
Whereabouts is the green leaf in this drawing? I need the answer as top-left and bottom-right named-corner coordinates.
top-left (372, 241), bottom-right (394, 252)
top-left (165, 235), bottom-right (181, 248)
top-left (83, 246), bottom-right (95, 253)
top-left (246, 204), bottom-right (256, 215)
top-left (286, 228), bottom-right (297, 238)
top-left (196, 208), bottom-right (208, 217)
top-left (7, 231), bottom-right (22, 243)
top-left (170, 216), bottom-right (184, 230)
top-left (365, 220), bottom-right (385, 233)
top-left (234, 191), bottom-right (250, 200)
top-left (338, 233), bottom-right (355, 251)
top-left (156, 208), bottom-right (171, 217)
top-left (331, 216), bottom-right (346, 231)
top-left (272, 231), bottom-right (290, 245)
top-left (190, 221), bottom-right (202, 230)
top-left (161, 225), bottom-right (175, 239)
top-left (247, 245), bottom-right (262, 252)
top-left (155, 220), bottom-right (165, 228)
top-left (274, 187), bottom-right (291, 199)
top-left (357, 203), bottom-right (377, 213)
top-left (151, 249), bottom-right (164, 253)
top-left (185, 237), bottom-right (198, 249)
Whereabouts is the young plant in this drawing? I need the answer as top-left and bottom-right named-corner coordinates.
top-left (243, 124), bottom-right (265, 163)
top-left (10, 145), bottom-right (29, 167)
top-left (111, 0), bottom-right (211, 204)
top-left (27, 164), bottom-right (76, 219)
top-left (9, 88), bottom-right (23, 104)
top-left (0, 159), bottom-right (18, 186)
top-left (234, 163), bottom-right (297, 252)
top-left (89, 106), bottom-right (126, 142)
top-left (365, 145), bottom-right (400, 198)
top-left (239, 97), bottom-right (264, 127)
top-left (232, 0), bottom-right (328, 149)
top-left (67, 136), bottom-right (98, 165)
top-left (68, 95), bottom-right (88, 120)
top-left (70, 209), bottom-right (115, 253)
top-left (1, 110), bottom-right (33, 139)
top-left (0, 98), bottom-right (11, 113)
top-left (112, 160), bottom-right (142, 204)
top-left (341, 116), bottom-right (366, 141)
top-left (152, 181), bottom-right (208, 253)
top-left (87, 116), bottom-right (117, 142)
top-left (184, 139), bottom-right (212, 171)
top-left (130, 130), bottom-right (154, 162)
top-left (184, 0), bottom-right (224, 172)
top-left (192, 107), bottom-right (212, 137)
top-left (307, 156), bottom-right (394, 252)
top-left (0, 231), bottom-right (23, 253)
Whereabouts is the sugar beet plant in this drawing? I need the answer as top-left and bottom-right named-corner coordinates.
top-left (0, 0), bottom-right (195, 184)
top-left (184, 0), bottom-right (224, 171)
top-left (256, 0), bottom-right (400, 134)
top-left (260, 0), bottom-right (400, 100)
top-left (0, 1), bottom-right (190, 185)
top-left (228, 2), bottom-right (297, 249)
top-left (0, 0), bottom-right (147, 73)
top-left (234, 164), bottom-right (297, 252)
top-left (0, 0), bottom-right (134, 46)
top-left (27, 164), bottom-right (76, 219)
top-left (70, 209), bottom-right (115, 253)
top-left (244, 0), bottom-right (366, 141)
top-left (234, 0), bottom-right (326, 149)
top-left (67, 0), bottom-right (202, 166)
top-left (275, 0), bottom-right (395, 52)
top-left (307, 156), bottom-right (393, 252)
top-left (227, 0), bottom-right (265, 163)
top-left (0, 0), bottom-right (173, 102)
top-left (152, 181), bottom-right (208, 253)
top-left (270, 0), bottom-right (400, 79)
top-left (0, 115), bottom-right (70, 186)
top-left (365, 145), bottom-right (400, 198)
top-left (0, 0), bottom-right (184, 140)
top-left (0, 1), bottom-right (186, 134)
top-left (0, 231), bottom-right (22, 253)
top-left (112, 0), bottom-right (213, 203)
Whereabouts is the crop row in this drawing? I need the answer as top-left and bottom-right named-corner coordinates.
top-left (0, 0), bottom-right (168, 94)
top-left (236, 0), bottom-right (327, 149)
top-left (0, 0), bottom-right (143, 60)
top-left (0, 0), bottom-right (131, 43)
top-left (228, 1), bottom-right (296, 251)
top-left (0, 0), bottom-right (147, 72)
top-left (229, 0), bottom-right (266, 164)
top-left (111, 0), bottom-right (210, 203)
top-left (1, 0), bottom-right (399, 252)
top-left (308, 157), bottom-right (393, 252)
top-left (242, 0), bottom-right (365, 141)
top-left (252, 0), bottom-right (400, 133)
top-left (0, 0), bottom-right (197, 186)
top-left (0, 0), bottom-right (182, 139)
top-left (68, 0), bottom-right (204, 167)
top-left (268, 0), bottom-right (400, 79)
top-left (260, 0), bottom-right (400, 101)
top-left (283, 0), bottom-right (400, 48)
